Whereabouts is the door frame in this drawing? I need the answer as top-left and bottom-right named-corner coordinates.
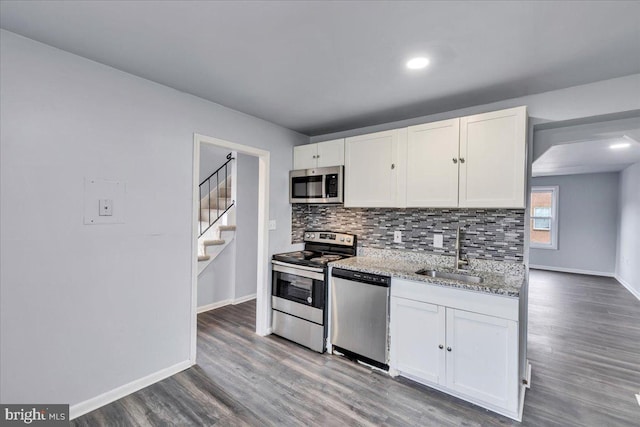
top-left (190, 133), bottom-right (271, 363)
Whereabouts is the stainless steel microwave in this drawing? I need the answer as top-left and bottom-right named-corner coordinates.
top-left (289, 166), bottom-right (343, 204)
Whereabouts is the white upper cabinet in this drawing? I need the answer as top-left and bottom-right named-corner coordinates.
top-left (406, 118), bottom-right (460, 207)
top-left (316, 139), bottom-right (345, 167)
top-left (344, 129), bottom-right (406, 207)
top-left (459, 106), bottom-right (527, 208)
top-left (293, 139), bottom-right (344, 170)
top-left (293, 144), bottom-right (318, 170)
top-left (309, 106), bottom-right (526, 208)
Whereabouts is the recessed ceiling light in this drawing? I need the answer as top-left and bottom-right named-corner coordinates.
top-left (406, 57), bottom-right (430, 70)
top-left (609, 142), bottom-right (631, 149)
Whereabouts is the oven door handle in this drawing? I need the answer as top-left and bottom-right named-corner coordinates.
top-left (272, 261), bottom-right (325, 280)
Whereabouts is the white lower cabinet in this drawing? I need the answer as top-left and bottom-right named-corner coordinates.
top-left (445, 308), bottom-right (519, 413)
top-left (391, 298), bottom-right (445, 384)
top-left (390, 279), bottom-right (521, 420)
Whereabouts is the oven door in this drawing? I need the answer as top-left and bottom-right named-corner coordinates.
top-left (271, 261), bottom-right (325, 310)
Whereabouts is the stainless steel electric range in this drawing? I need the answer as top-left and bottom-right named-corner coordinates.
top-left (271, 231), bottom-right (357, 353)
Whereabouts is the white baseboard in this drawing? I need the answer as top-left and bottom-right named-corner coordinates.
top-left (259, 327), bottom-right (272, 337)
top-left (615, 275), bottom-right (640, 301)
top-left (197, 299), bottom-right (232, 313)
top-left (70, 359), bottom-right (192, 420)
top-left (232, 293), bottom-right (256, 305)
top-left (197, 294), bottom-right (256, 314)
top-left (529, 265), bottom-right (615, 277)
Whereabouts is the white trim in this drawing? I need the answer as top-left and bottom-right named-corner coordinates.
top-left (69, 359), bottom-right (192, 420)
top-left (233, 293), bottom-right (257, 305)
top-left (197, 299), bottom-right (233, 313)
top-left (192, 133), bottom-right (271, 364)
top-left (615, 275), bottom-right (640, 301)
top-left (530, 265), bottom-right (615, 277)
top-left (197, 294), bottom-right (257, 314)
top-left (529, 185), bottom-right (559, 250)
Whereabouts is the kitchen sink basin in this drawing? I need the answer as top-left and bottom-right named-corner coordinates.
top-left (415, 269), bottom-right (484, 284)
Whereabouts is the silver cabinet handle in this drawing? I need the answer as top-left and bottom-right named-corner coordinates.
top-left (447, 346), bottom-right (452, 352)
top-left (317, 155), bottom-right (320, 158)
top-left (439, 344), bottom-right (444, 349)
top-left (391, 163), bottom-right (395, 169)
top-left (312, 155), bottom-right (317, 158)
top-left (452, 158), bottom-right (458, 164)
top-left (459, 158), bottom-right (465, 163)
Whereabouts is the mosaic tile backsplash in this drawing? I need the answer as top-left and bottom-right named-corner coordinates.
top-left (292, 205), bottom-right (525, 262)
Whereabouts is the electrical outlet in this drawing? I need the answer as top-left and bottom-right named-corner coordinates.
top-left (394, 230), bottom-right (402, 243)
top-left (433, 234), bottom-right (443, 248)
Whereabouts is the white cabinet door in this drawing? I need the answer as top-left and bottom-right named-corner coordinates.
top-left (316, 139), bottom-right (345, 167)
top-left (459, 106), bottom-right (527, 208)
top-left (391, 297), bottom-right (446, 385)
top-left (344, 129), bottom-right (405, 207)
top-left (293, 144), bottom-right (318, 170)
top-left (406, 118), bottom-right (460, 207)
top-left (445, 308), bottom-right (519, 413)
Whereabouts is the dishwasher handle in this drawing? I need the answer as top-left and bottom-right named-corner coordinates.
top-left (332, 268), bottom-right (390, 287)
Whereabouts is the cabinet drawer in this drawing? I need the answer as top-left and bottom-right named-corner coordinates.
top-left (391, 278), bottom-right (518, 321)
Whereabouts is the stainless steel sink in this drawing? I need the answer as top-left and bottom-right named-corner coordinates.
top-left (415, 269), bottom-right (484, 284)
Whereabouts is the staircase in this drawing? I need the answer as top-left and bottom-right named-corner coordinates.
top-left (198, 154), bottom-right (236, 274)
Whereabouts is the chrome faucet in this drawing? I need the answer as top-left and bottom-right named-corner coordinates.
top-left (454, 226), bottom-right (469, 271)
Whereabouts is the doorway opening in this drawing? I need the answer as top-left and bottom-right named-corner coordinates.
top-left (190, 133), bottom-right (271, 363)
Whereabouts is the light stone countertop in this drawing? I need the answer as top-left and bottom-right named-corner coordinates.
top-left (328, 249), bottom-right (525, 298)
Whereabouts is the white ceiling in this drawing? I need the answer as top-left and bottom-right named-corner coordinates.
top-left (533, 136), bottom-right (640, 177)
top-left (1, 1), bottom-right (639, 136)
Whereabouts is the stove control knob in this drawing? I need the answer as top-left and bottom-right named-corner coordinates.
top-left (305, 233), bottom-right (310, 239)
top-left (346, 238), bottom-right (351, 243)
top-left (340, 238), bottom-right (345, 242)
top-left (307, 297), bottom-right (312, 304)
top-left (310, 234), bottom-right (315, 239)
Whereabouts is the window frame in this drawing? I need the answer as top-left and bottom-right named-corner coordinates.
top-left (530, 186), bottom-right (559, 250)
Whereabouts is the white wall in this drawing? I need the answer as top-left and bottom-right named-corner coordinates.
top-left (616, 162), bottom-right (640, 297)
top-left (529, 173), bottom-right (619, 275)
top-left (0, 30), bottom-right (307, 407)
top-left (197, 240), bottom-right (236, 306)
top-left (199, 143), bottom-right (231, 183)
top-left (234, 154), bottom-right (259, 299)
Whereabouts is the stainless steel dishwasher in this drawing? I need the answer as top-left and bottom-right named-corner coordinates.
top-left (330, 268), bottom-right (390, 369)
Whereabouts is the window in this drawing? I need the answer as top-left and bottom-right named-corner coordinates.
top-left (530, 186), bottom-right (558, 249)
top-left (532, 207), bottom-right (551, 230)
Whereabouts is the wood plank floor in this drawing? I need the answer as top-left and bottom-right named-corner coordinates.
top-left (73, 270), bottom-right (640, 426)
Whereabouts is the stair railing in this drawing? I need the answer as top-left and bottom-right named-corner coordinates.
top-left (199, 153), bottom-right (235, 237)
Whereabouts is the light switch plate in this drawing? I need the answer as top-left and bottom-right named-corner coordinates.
top-left (433, 234), bottom-right (444, 248)
top-left (394, 230), bottom-right (402, 243)
top-left (84, 178), bottom-right (125, 224)
top-left (99, 199), bottom-right (113, 216)
top-left (269, 220), bottom-right (277, 230)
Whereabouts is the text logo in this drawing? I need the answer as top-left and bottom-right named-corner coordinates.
top-left (1, 405), bottom-right (69, 426)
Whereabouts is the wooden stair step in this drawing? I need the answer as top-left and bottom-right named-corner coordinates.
top-left (218, 225), bottom-right (237, 231)
top-left (198, 254), bottom-right (210, 262)
top-left (203, 239), bottom-right (225, 246)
